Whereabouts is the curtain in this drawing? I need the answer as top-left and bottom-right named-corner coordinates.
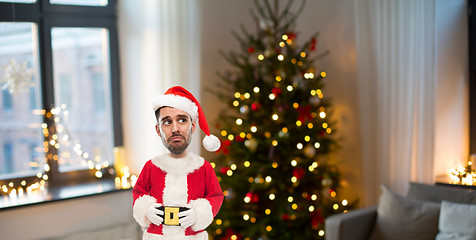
top-left (118, 0), bottom-right (202, 173)
top-left (355, 0), bottom-right (436, 204)
top-left (355, 0), bottom-right (468, 206)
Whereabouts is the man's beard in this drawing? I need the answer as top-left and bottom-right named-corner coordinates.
top-left (160, 130), bottom-right (192, 155)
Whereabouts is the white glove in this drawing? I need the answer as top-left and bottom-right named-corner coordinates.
top-left (146, 203), bottom-right (164, 226)
top-left (178, 205), bottom-right (197, 229)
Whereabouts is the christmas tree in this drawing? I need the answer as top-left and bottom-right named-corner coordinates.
top-left (208, 0), bottom-right (355, 239)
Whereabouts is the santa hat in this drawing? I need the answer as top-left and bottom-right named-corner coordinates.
top-left (152, 86), bottom-right (221, 152)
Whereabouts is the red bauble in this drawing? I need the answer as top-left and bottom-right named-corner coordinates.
top-left (287, 32), bottom-right (296, 40)
top-left (251, 102), bottom-right (261, 111)
top-left (248, 47), bottom-right (255, 53)
top-left (282, 213), bottom-right (290, 221)
top-left (272, 87), bottom-right (282, 96)
top-left (219, 140), bottom-right (232, 155)
top-left (220, 167), bottom-right (231, 175)
top-left (310, 37), bottom-right (317, 51)
top-left (311, 209), bottom-right (324, 229)
top-left (292, 168), bottom-right (306, 180)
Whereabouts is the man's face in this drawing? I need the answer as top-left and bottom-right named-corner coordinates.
top-left (156, 107), bottom-right (196, 156)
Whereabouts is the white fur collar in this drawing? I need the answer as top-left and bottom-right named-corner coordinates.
top-left (151, 152), bottom-right (204, 174)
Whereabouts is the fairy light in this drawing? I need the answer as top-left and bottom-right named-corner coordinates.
top-left (272, 114), bottom-right (279, 121)
top-left (251, 126), bottom-right (257, 132)
top-left (311, 194), bottom-right (317, 201)
top-left (233, 100), bottom-right (239, 107)
top-left (321, 71), bottom-right (327, 77)
top-left (297, 143), bottom-right (303, 150)
top-left (269, 193), bottom-right (276, 200)
top-left (236, 118), bottom-right (243, 125)
top-left (244, 161), bottom-right (251, 167)
top-left (287, 85), bottom-right (293, 91)
top-left (319, 111), bottom-right (326, 118)
top-left (277, 55), bottom-right (284, 61)
top-left (319, 230), bottom-right (325, 237)
top-left (269, 93), bottom-right (276, 100)
top-left (253, 87), bottom-right (260, 93)
top-left (258, 54), bottom-right (264, 60)
top-left (291, 159), bottom-right (297, 166)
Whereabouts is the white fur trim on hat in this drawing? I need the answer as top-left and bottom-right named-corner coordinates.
top-left (203, 135), bottom-right (221, 152)
top-left (152, 94), bottom-right (199, 121)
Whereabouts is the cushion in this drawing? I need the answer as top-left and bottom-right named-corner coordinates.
top-left (368, 185), bottom-right (440, 240)
top-left (407, 182), bottom-right (476, 204)
top-left (435, 201), bottom-right (476, 240)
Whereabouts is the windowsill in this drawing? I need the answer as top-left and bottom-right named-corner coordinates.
top-left (0, 178), bottom-right (132, 210)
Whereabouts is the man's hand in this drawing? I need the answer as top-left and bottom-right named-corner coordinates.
top-left (146, 203), bottom-right (164, 226)
top-left (178, 205), bottom-right (197, 228)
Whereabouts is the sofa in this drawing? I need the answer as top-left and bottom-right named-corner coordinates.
top-left (325, 182), bottom-right (476, 240)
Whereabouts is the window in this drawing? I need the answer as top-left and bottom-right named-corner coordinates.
top-left (0, 0), bottom-right (121, 198)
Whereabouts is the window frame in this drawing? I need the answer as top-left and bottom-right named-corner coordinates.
top-left (470, 0), bottom-right (476, 154)
top-left (0, 0), bottom-right (122, 187)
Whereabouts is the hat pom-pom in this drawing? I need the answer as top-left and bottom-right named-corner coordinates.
top-left (203, 134), bottom-right (221, 152)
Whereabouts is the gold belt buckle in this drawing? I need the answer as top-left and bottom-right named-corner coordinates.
top-left (163, 206), bottom-right (180, 226)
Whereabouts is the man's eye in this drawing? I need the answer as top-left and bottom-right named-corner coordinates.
top-left (179, 118), bottom-right (187, 123)
top-left (163, 120), bottom-right (171, 125)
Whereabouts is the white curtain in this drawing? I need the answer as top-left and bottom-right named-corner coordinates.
top-left (355, 0), bottom-right (468, 205)
top-left (118, 0), bottom-right (202, 173)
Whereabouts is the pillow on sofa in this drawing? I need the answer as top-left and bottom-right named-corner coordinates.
top-left (435, 201), bottom-right (476, 240)
top-left (368, 185), bottom-right (440, 240)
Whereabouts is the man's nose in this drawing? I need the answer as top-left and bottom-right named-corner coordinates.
top-left (171, 121), bottom-right (180, 133)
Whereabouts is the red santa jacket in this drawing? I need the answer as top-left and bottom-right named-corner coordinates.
top-left (132, 152), bottom-right (223, 240)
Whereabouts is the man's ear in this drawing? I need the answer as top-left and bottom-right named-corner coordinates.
top-left (191, 120), bottom-right (197, 134)
top-left (155, 124), bottom-right (162, 136)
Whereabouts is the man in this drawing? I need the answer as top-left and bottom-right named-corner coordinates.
top-left (132, 86), bottom-right (223, 240)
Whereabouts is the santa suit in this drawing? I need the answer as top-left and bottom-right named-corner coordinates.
top-left (132, 152), bottom-right (223, 240)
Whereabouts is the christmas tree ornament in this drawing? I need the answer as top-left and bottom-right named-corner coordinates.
top-left (0, 59), bottom-right (34, 95)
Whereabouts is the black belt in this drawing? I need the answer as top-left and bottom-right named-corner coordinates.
top-left (157, 206), bottom-right (190, 226)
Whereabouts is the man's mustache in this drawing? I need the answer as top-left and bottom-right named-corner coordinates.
top-left (167, 132), bottom-right (185, 142)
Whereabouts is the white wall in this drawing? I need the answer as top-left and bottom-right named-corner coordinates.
top-left (0, 190), bottom-right (136, 240)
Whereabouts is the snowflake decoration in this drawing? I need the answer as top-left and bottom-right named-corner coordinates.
top-left (0, 59), bottom-right (35, 95)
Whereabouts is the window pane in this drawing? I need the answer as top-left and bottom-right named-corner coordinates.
top-left (0, 22), bottom-right (44, 180)
top-left (0, 0), bottom-right (36, 3)
top-left (51, 27), bottom-right (114, 173)
top-left (49, 0), bottom-right (107, 6)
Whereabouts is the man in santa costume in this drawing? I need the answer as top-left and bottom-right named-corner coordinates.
top-left (132, 86), bottom-right (223, 240)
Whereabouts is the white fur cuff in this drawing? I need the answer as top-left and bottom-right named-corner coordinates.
top-left (133, 195), bottom-right (157, 227)
top-left (189, 198), bottom-right (213, 232)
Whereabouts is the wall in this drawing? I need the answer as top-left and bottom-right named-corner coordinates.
top-left (0, 190), bottom-right (137, 240)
